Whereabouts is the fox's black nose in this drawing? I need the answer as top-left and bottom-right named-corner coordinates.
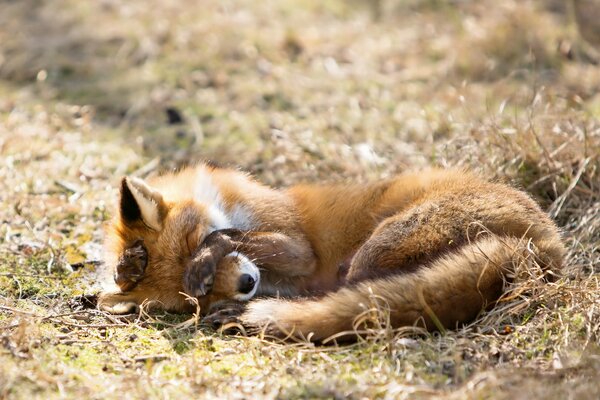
top-left (238, 273), bottom-right (256, 294)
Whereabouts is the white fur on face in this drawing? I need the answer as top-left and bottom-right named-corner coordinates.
top-left (227, 251), bottom-right (260, 301)
top-left (126, 177), bottom-right (163, 231)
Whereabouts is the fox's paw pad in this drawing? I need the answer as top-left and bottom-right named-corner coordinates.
top-left (115, 240), bottom-right (148, 291)
top-left (203, 302), bottom-right (246, 333)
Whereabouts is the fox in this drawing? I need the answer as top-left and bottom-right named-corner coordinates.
top-left (98, 163), bottom-right (566, 342)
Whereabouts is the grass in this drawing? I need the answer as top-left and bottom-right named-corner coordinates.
top-left (1, 0), bottom-right (599, 398)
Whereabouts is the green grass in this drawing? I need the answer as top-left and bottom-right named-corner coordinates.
top-left (1, 0), bottom-right (599, 398)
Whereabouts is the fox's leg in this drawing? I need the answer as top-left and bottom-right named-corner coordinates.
top-left (183, 229), bottom-right (317, 297)
top-left (216, 229), bottom-right (317, 275)
top-left (184, 231), bottom-right (239, 297)
top-left (345, 201), bottom-right (477, 283)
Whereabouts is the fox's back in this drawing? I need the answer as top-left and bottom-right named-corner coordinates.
top-left (288, 169), bottom-right (564, 280)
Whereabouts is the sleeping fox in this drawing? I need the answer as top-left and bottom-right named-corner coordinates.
top-left (98, 164), bottom-right (565, 341)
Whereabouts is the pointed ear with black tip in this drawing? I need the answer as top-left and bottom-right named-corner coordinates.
top-left (120, 177), bottom-right (168, 231)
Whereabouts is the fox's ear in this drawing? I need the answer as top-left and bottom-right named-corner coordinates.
top-left (120, 177), bottom-right (167, 231)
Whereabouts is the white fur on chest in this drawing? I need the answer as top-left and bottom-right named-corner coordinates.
top-left (194, 168), bottom-right (254, 232)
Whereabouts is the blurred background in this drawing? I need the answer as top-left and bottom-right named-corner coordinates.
top-left (1, 2), bottom-right (599, 397)
top-left (0, 0), bottom-right (599, 187)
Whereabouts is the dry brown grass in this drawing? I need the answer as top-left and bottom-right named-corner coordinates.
top-left (1, 0), bottom-right (599, 398)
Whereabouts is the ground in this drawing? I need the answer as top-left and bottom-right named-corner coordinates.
top-left (0, 0), bottom-right (599, 398)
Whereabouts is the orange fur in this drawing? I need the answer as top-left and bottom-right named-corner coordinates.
top-left (99, 164), bottom-right (565, 341)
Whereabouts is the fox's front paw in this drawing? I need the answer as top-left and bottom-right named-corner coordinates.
top-left (184, 230), bottom-right (238, 297)
top-left (184, 251), bottom-right (217, 297)
top-left (203, 301), bottom-right (246, 332)
top-left (115, 239), bottom-right (148, 292)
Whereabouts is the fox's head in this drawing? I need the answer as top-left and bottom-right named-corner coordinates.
top-left (98, 176), bottom-right (259, 315)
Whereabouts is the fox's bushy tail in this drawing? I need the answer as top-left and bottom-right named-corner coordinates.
top-left (241, 236), bottom-right (563, 342)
